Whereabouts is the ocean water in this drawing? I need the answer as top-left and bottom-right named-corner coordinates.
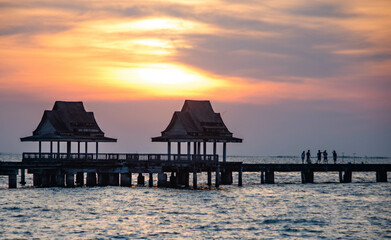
top-left (1, 154), bottom-right (390, 239)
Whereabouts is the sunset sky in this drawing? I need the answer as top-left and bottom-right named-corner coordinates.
top-left (0, 0), bottom-right (390, 156)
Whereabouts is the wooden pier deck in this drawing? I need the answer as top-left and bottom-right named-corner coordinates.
top-left (1, 153), bottom-right (390, 189)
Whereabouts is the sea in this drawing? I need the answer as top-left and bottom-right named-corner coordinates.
top-left (1, 153), bottom-right (390, 239)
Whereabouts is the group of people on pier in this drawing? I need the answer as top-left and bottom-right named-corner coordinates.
top-left (301, 150), bottom-right (337, 164)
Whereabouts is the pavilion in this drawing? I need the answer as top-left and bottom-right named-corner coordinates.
top-left (152, 100), bottom-right (242, 162)
top-left (21, 101), bottom-right (116, 160)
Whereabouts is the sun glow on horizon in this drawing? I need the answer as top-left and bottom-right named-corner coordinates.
top-left (112, 64), bottom-right (224, 97)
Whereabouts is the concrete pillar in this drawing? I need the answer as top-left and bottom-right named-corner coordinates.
top-left (177, 170), bottom-right (188, 187)
top-left (41, 174), bottom-right (51, 187)
top-left (238, 166), bottom-right (243, 187)
top-left (158, 173), bottom-right (168, 187)
top-left (169, 172), bottom-right (176, 188)
top-left (137, 173), bottom-right (145, 185)
top-left (98, 173), bottom-right (109, 186)
top-left (9, 174), bottom-right (17, 189)
top-left (167, 142), bottom-right (171, 161)
top-left (265, 170), bottom-right (274, 184)
top-left (215, 166), bottom-right (220, 188)
top-left (207, 170), bottom-right (212, 187)
top-left (20, 169), bottom-right (26, 186)
top-left (121, 173), bottom-right (131, 187)
top-left (261, 171), bottom-right (265, 184)
top-left (33, 173), bottom-right (42, 187)
top-left (223, 142), bottom-right (227, 163)
top-left (86, 172), bottom-right (97, 186)
top-left (301, 170), bottom-right (314, 183)
top-left (109, 173), bottom-right (119, 186)
top-left (340, 170), bottom-right (352, 183)
top-left (376, 170), bottom-right (387, 182)
top-left (66, 173), bottom-right (75, 187)
top-left (55, 173), bottom-right (65, 187)
top-left (149, 173), bottom-right (154, 187)
top-left (76, 172), bottom-right (84, 186)
top-left (221, 170), bottom-right (233, 185)
top-left (193, 171), bottom-right (197, 189)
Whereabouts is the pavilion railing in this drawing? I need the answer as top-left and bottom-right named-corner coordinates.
top-left (22, 152), bottom-right (218, 162)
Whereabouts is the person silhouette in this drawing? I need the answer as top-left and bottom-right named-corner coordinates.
top-left (317, 150), bottom-right (322, 164)
top-left (333, 150), bottom-right (337, 164)
top-left (301, 151), bottom-right (305, 164)
top-left (306, 150), bottom-right (311, 164)
top-left (323, 150), bottom-right (328, 164)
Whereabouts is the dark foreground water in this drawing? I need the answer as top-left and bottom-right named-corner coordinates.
top-left (1, 154), bottom-right (390, 239)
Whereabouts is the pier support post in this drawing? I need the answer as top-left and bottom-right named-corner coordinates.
top-left (20, 169), bottom-right (26, 186)
top-left (41, 174), bottom-right (51, 187)
top-left (137, 173), bottom-right (145, 186)
top-left (169, 172), bottom-right (176, 188)
top-left (376, 170), bottom-right (387, 182)
top-left (215, 166), bottom-right (220, 188)
top-left (66, 173), bottom-right (75, 187)
top-left (149, 173), bottom-right (154, 187)
top-left (177, 171), bottom-right (189, 187)
top-left (86, 172), bottom-right (97, 187)
top-left (76, 172), bottom-right (84, 186)
top-left (221, 170), bottom-right (233, 185)
top-left (207, 170), bottom-right (212, 187)
top-left (260, 171), bottom-right (265, 184)
top-left (193, 171), bottom-right (197, 189)
top-left (9, 174), bottom-right (17, 189)
top-left (55, 173), bottom-right (65, 187)
top-left (339, 170), bottom-right (352, 183)
top-left (238, 166), bottom-right (243, 187)
top-left (109, 173), bottom-right (119, 186)
top-left (33, 173), bottom-right (42, 187)
top-left (121, 173), bottom-right (131, 187)
top-left (98, 173), bottom-right (109, 186)
top-left (301, 170), bottom-right (314, 183)
top-left (158, 173), bottom-right (168, 187)
top-left (265, 170), bottom-right (274, 184)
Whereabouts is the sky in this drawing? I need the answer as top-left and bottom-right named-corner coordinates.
top-left (0, 0), bottom-right (390, 156)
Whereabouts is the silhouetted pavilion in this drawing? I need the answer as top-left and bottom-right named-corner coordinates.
top-left (152, 100), bottom-right (242, 162)
top-left (21, 101), bottom-right (116, 159)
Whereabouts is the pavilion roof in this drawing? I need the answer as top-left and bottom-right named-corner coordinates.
top-left (21, 101), bottom-right (116, 142)
top-left (152, 100), bottom-right (242, 142)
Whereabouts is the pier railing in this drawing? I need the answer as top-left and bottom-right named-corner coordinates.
top-left (22, 152), bottom-right (218, 162)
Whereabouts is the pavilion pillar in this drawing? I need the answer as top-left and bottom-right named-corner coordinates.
top-left (213, 140), bottom-right (217, 161)
top-left (203, 140), bottom-right (207, 161)
top-left (193, 142), bottom-right (197, 160)
top-left (167, 141), bottom-right (171, 161)
top-left (158, 173), bottom-right (168, 187)
top-left (207, 170), bottom-right (212, 187)
top-left (50, 141), bottom-right (53, 159)
top-left (238, 166), bottom-right (243, 186)
top-left (38, 141), bottom-right (42, 159)
top-left (193, 170), bottom-right (197, 189)
top-left (137, 173), bottom-right (145, 185)
top-left (96, 142), bottom-right (99, 160)
top-left (86, 173), bottom-right (97, 186)
top-left (20, 169), bottom-right (26, 186)
top-left (215, 165), bottom-right (220, 188)
top-left (66, 141), bottom-right (71, 159)
top-left (66, 173), bottom-right (75, 187)
top-left (121, 173), bottom-right (131, 187)
top-left (77, 141), bottom-right (80, 159)
top-left (177, 142), bottom-right (181, 160)
top-left (85, 142), bottom-right (88, 160)
top-left (223, 142), bottom-right (227, 163)
top-left (149, 173), bottom-right (154, 187)
top-left (187, 142), bottom-right (191, 161)
top-left (57, 141), bottom-right (60, 158)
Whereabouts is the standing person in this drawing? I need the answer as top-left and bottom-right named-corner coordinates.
top-left (317, 150), bottom-right (322, 164)
top-left (323, 150), bottom-right (328, 164)
top-left (306, 150), bottom-right (311, 164)
top-left (333, 150), bottom-right (337, 164)
top-left (301, 151), bottom-right (305, 164)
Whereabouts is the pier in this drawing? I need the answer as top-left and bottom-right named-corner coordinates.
top-left (1, 156), bottom-right (390, 189)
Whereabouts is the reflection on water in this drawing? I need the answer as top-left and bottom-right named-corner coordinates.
top-left (1, 154), bottom-right (390, 239)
